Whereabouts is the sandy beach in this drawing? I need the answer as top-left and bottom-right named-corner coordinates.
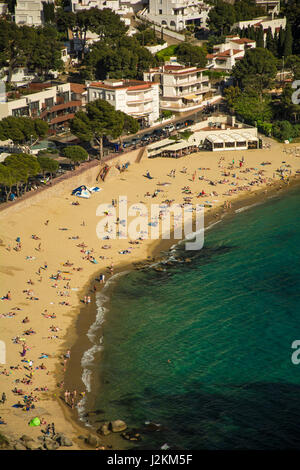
top-left (0, 138), bottom-right (300, 450)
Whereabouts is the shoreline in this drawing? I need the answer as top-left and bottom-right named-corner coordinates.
top-left (63, 175), bottom-right (300, 450)
top-left (1, 141), bottom-right (300, 450)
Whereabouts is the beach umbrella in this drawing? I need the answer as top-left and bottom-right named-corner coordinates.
top-left (29, 417), bottom-right (40, 427)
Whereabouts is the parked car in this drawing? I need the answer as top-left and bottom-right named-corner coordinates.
top-left (184, 119), bottom-right (194, 127)
top-left (163, 124), bottom-right (175, 133)
top-left (141, 133), bottom-right (152, 142)
top-left (175, 122), bottom-right (184, 130)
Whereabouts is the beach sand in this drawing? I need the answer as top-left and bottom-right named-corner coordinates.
top-left (0, 139), bottom-right (300, 449)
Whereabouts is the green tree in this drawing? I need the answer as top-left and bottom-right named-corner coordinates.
top-left (266, 28), bottom-right (277, 57)
top-left (231, 92), bottom-right (273, 124)
top-left (278, 26), bottom-right (285, 57)
top-left (232, 48), bottom-right (277, 96)
top-left (42, 2), bottom-right (55, 23)
top-left (0, 21), bottom-right (35, 84)
top-left (256, 26), bottom-right (264, 49)
top-left (37, 155), bottom-right (59, 178)
top-left (62, 145), bottom-right (88, 164)
top-left (208, 0), bottom-right (236, 36)
top-left (281, 0), bottom-right (300, 55)
top-left (4, 153), bottom-right (41, 192)
top-left (83, 36), bottom-right (156, 81)
top-left (28, 26), bottom-right (64, 78)
top-left (0, 116), bottom-right (49, 144)
top-left (175, 43), bottom-right (207, 68)
top-left (70, 99), bottom-right (139, 160)
top-left (56, 9), bottom-right (76, 36)
top-left (286, 55), bottom-right (300, 79)
top-left (283, 22), bottom-right (293, 58)
top-left (224, 85), bottom-right (241, 113)
top-left (0, 164), bottom-right (18, 201)
top-left (272, 120), bottom-right (299, 141)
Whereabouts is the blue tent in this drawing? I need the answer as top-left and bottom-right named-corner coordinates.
top-left (72, 185), bottom-right (88, 195)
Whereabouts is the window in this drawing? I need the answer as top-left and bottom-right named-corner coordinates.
top-left (45, 97), bottom-right (54, 109)
top-left (12, 106), bottom-right (29, 117)
top-left (159, 9), bottom-right (162, 14)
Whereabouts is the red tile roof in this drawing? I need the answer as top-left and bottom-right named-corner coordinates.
top-left (70, 83), bottom-right (86, 94)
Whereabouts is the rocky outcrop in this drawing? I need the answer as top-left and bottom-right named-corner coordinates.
top-left (97, 422), bottom-right (111, 436)
top-left (109, 420), bottom-right (127, 433)
top-left (8, 432), bottom-right (74, 450)
top-left (86, 433), bottom-right (102, 448)
top-left (54, 433), bottom-right (73, 447)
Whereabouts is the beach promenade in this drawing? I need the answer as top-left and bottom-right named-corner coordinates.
top-left (0, 140), bottom-right (299, 450)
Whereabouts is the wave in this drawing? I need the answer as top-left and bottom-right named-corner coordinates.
top-left (235, 202), bottom-right (262, 214)
top-left (79, 271), bottom-right (130, 425)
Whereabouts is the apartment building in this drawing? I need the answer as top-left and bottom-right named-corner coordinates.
top-left (143, 0), bottom-right (211, 31)
top-left (87, 79), bottom-right (160, 126)
top-left (0, 82), bottom-right (85, 133)
top-left (143, 64), bottom-right (211, 112)
top-left (206, 35), bottom-right (256, 71)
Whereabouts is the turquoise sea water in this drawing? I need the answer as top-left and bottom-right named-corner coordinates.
top-left (92, 186), bottom-right (300, 449)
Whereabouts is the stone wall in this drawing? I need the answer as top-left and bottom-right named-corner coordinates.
top-left (0, 147), bottom-right (146, 220)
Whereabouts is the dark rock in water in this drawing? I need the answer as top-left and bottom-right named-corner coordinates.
top-left (121, 430), bottom-right (142, 442)
top-left (143, 422), bottom-right (165, 432)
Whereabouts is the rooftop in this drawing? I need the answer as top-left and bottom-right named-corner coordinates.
top-left (89, 79), bottom-right (157, 91)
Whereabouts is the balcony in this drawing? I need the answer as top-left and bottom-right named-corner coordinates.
top-left (127, 97), bottom-right (153, 105)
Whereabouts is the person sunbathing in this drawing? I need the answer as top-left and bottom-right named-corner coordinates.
top-left (22, 317), bottom-right (30, 324)
top-left (63, 260), bottom-right (73, 267)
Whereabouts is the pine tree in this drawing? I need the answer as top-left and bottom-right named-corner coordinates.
top-left (283, 23), bottom-right (293, 57)
top-left (256, 26), bottom-right (264, 48)
top-left (278, 26), bottom-right (285, 57)
top-left (266, 28), bottom-right (277, 57)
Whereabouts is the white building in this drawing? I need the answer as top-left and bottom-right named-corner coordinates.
top-left (144, 64), bottom-right (212, 112)
top-left (233, 16), bottom-right (286, 40)
top-left (70, 0), bottom-right (144, 15)
top-left (206, 36), bottom-right (256, 71)
top-left (87, 79), bottom-right (160, 126)
top-left (14, 0), bottom-right (54, 26)
top-left (147, 115), bottom-right (258, 157)
top-left (0, 82), bottom-right (85, 133)
top-left (141, 0), bottom-right (211, 32)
